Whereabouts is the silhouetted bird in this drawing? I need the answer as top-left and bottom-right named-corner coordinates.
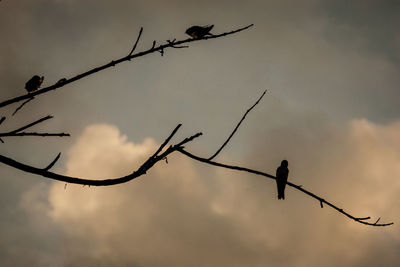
top-left (276, 160), bottom-right (289, 200)
top-left (25, 75), bottom-right (44, 93)
top-left (185, 25), bottom-right (214, 39)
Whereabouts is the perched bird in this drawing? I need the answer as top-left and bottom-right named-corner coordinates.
top-left (185, 25), bottom-right (214, 39)
top-left (25, 75), bottom-right (44, 93)
top-left (276, 160), bottom-right (289, 200)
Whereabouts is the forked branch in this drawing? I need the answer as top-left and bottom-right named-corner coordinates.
top-left (209, 89), bottom-right (266, 160)
top-left (0, 24), bottom-right (254, 109)
top-left (0, 22), bottom-right (391, 227)
top-left (0, 124), bottom-right (201, 186)
top-left (179, 90), bottom-right (392, 227)
top-left (179, 149), bottom-right (392, 227)
top-left (0, 115), bottom-right (70, 140)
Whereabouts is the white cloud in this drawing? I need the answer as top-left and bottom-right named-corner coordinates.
top-left (19, 120), bottom-right (400, 266)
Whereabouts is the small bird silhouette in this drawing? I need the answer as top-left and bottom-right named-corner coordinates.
top-left (25, 75), bottom-right (44, 93)
top-left (276, 160), bottom-right (289, 200)
top-left (185, 25), bottom-right (214, 39)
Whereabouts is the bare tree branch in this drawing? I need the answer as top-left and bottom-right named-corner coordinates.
top-left (44, 152), bottom-right (61, 171)
top-left (184, 88), bottom-right (391, 227)
top-left (0, 24), bottom-right (254, 109)
top-left (0, 20), bottom-right (392, 229)
top-left (0, 124), bottom-right (201, 186)
top-left (128, 27), bottom-right (143, 56)
top-left (0, 132), bottom-right (70, 138)
top-left (12, 96), bottom-right (34, 116)
top-left (209, 89), bottom-right (267, 160)
top-left (9, 115), bottom-right (53, 133)
top-left (150, 124), bottom-right (182, 157)
top-left (0, 115), bottom-right (69, 139)
top-left (179, 148), bottom-right (393, 227)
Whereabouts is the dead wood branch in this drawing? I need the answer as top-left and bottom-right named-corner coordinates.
top-left (209, 89), bottom-right (267, 160)
top-left (0, 24), bottom-right (254, 109)
top-left (12, 96), bottom-right (34, 116)
top-left (0, 124), bottom-right (201, 186)
top-left (179, 148), bottom-right (393, 226)
top-left (0, 115), bottom-right (70, 139)
top-left (44, 152), bottom-right (61, 171)
top-left (128, 27), bottom-right (143, 56)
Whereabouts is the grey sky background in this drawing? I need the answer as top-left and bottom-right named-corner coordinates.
top-left (1, 0), bottom-right (400, 266)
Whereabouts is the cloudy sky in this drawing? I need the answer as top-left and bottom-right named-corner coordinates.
top-left (1, 0), bottom-right (400, 266)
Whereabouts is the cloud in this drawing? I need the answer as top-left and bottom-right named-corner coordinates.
top-left (17, 120), bottom-right (400, 266)
top-left (1, 1), bottom-right (399, 266)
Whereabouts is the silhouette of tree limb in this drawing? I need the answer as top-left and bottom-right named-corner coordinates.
top-left (0, 24), bottom-right (254, 109)
top-left (179, 148), bottom-right (393, 227)
top-left (44, 152), bottom-right (61, 171)
top-left (0, 20), bottom-right (392, 228)
top-left (128, 27), bottom-right (143, 56)
top-left (176, 89), bottom-right (392, 227)
top-left (0, 115), bottom-right (70, 140)
top-left (10, 115), bottom-right (53, 132)
top-left (0, 132), bottom-right (70, 138)
top-left (0, 124), bottom-right (201, 186)
top-left (209, 89), bottom-right (267, 160)
top-left (12, 96), bottom-right (34, 116)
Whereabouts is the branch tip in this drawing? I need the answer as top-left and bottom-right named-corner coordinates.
top-left (44, 152), bottom-right (61, 171)
top-left (178, 148), bottom-right (393, 227)
top-left (128, 27), bottom-right (144, 56)
top-left (0, 24), bottom-right (254, 108)
top-left (208, 89), bottom-right (266, 160)
top-left (12, 97), bottom-right (34, 116)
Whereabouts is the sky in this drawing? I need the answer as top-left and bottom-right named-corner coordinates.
top-left (0, 0), bottom-right (400, 266)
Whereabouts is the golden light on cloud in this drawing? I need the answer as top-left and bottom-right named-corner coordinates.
top-left (1, 1), bottom-right (399, 266)
top-left (19, 120), bottom-right (397, 266)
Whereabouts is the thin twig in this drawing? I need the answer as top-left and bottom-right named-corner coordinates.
top-left (0, 125), bottom-right (201, 186)
top-left (12, 96), bottom-right (34, 116)
top-left (44, 152), bottom-right (61, 171)
top-left (178, 148), bottom-right (393, 227)
top-left (0, 116), bottom-right (5, 126)
top-left (150, 124), bottom-right (182, 158)
top-left (128, 27), bottom-right (143, 56)
top-left (10, 115), bottom-right (53, 133)
top-left (209, 89), bottom-right (267, 160)
top-left (0, 24), bottom-right (254, 109)
top-left (0, 115), bottom-right (68, 138)
top-left (0, 132), bottom-right (70, 137)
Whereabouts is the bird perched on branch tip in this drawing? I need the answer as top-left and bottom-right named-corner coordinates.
top-left (276, 160), bottom-right (289, 200)
top-left (185, 25), bottom-right (214, 39)
top-left (25, 75), bottom-right (44, 93)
